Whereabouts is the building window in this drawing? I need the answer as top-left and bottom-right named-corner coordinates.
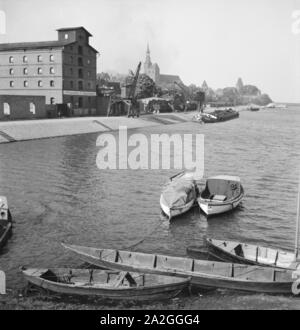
top-left (50, 55), bottom-right (54, 62)
top-left (78, 68), bottom-right (83, 78)
top-left (70, 68), bottom-right (73, 75)
top-left (70, 81), bottom-right (74, 89)
top-left (29, 102), bottom-right (36, 115)
top-left (87, 71), bottom-right (91, 78)
top-left (88, 82), bottom-right (92, 89)
top-left (78, 97), bottom-right (83, 108)
top-left (70, 56), bottom-right (73, 64)
top-left (9, 81), bottom-right (14, 87)
top-left (24, 80), bottom-right (28, 87)
top-left (38, 80), bottom-right (43, 87)
top-left (9, 68), bottom-right (14, 75)
top-left (3, 103), bottom-right (10, 116)
top-left (9, 56), bottom-right (14, 63)
top-left (78, 57), bottom-right (83, 66)
top-left (23, 56), bottom-right (28, 63)
top-left (64, 33), bottom-right (69, 40)
top-left (50, 97), bottom-right (55, 105)
top-left (50, 80), bottom-right (55, 87)
top-left (78, 46), bottom-right (83, 55)
top-left (37, 55), bottom-right (42, 62)
top-left (38, 67), bottom-right (42, 75)
top-left (78, 81), bottom-right (83, 90)
top-left (23, 68), bottom-right (28, 75)
top-left (50, 67), bottom-right (55, 74)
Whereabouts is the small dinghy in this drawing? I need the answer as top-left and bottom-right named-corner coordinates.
top-left (0, 196), bottom-right (12, 250)
top-left (204, 238), bottom-right (299, 270)
top-left (62, 243), bottom-right (300, 294)
top-left (21, 267), bottom-right (190, 301)
top-left (198, 176), bottom-right (244, 216)
top-left (160, 172), bottom-right (199, 220)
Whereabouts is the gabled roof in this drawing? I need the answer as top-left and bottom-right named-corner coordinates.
top-left (159, 74), bottom-right (182, 84)
top-left (57, 26), bottom-right (93, 37)
top-left (0, 40), bottom-right (75, 51)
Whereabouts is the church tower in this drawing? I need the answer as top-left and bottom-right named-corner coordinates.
top-left (143, 44), bottom-right (160, 84)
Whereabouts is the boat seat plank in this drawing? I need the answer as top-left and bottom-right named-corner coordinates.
top-left (156, 255), bottom-right (193, 272)
top-left (194, 259), bottom-right (232, 277)
top-left (101, 250), bottom-right (118, 263)
top-left (118, 251), bottom-right (156, 268)
top-left (212, 195), bottom-right (227, 202)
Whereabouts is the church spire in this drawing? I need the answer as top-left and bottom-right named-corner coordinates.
top-left (145, 43), bottom-right (151, 65)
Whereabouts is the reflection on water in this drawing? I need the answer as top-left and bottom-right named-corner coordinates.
top-left (0, 107), bottom-right (299, 288)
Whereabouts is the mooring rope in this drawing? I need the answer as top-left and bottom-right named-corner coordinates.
top-left (124, 218), bottom-right (166, 251)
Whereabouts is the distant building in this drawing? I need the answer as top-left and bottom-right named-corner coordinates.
top-left (0, 27), bottom-right (98, 117)
top-left (143, 44), bottom-right (183, 89)
top-left (236, 78), bottom-right (244, 93)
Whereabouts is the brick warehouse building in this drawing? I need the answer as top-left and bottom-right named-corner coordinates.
top-left (0, 27), bottom-right (98, 118)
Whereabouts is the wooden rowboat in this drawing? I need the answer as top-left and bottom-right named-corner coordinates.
top-left (198, 176), bottom-right (244, 216)
top-left (0, 196), bottom-right (12, 251)
top-left (21, 267), bottom-right (189, 301)
top-left (62, 243), bottom-right (300, 295)
top-left (160, 172), bottom-right (199, 220)
top-left (204, 238), bottom-right (299, 270)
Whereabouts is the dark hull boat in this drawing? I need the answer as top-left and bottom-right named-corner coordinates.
top-left (62, 243), bottom-right (299, 295)
top-left (201, 109), bottom-right (239, 123)
top-left (21, 267), bottom-right (189, 302)
top-left (0, 196), bottom-right (12, 250)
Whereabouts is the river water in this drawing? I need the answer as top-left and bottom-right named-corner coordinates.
top-left (0, 107), bottom-right (299, 289)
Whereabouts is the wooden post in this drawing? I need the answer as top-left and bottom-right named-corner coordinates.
top-left (0, 270), bottom-right (5, 295)
top-left (294, 182), bottom-right (299, 260)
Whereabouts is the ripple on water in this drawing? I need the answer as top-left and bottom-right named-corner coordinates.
top-left (0, 107), bottom-right (299, 288)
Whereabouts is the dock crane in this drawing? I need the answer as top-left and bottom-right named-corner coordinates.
top-left (106, 62), bottom-right (141, 117)
top-left (126, 62), bottom-right (142, 117)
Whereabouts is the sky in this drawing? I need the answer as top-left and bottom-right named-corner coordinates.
top-left (0, 0), bottom-right (299, 102)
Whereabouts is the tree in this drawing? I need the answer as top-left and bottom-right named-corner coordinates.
top-left (135, 74), bottom-right (157, 99)
top-left (241, 85), bottom-right (261, 96)
top-left (97, 72), bottom-right (111, 86)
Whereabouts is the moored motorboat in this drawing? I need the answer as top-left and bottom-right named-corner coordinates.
top-left (201, 109), bottom-right (239, 123)
top-left (0, 196), bottom-right (12, 250)
top-left (160, 172), bottom-right (199, 220)
top-left (197, 176), bottom-right (244, 216)
top-left (204, 238), bottom-right (299, 270)
top-left (62, 243), bottom-right (300, 295)
top-left (21, 267), bottom-right (189, 301)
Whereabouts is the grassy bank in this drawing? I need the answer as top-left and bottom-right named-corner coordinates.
top-left (1, 289), bottom-right (300, 310)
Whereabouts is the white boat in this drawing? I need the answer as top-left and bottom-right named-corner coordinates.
top-left (197, 176), bottom-right (244, 216)
top-left (160, 172), bottom-right (199, 220)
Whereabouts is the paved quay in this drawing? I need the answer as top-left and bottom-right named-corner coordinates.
top-left (0, 112), bottom-right (198, 144)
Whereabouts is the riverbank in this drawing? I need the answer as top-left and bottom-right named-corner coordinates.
top-left (0, 112), bottom-right (198, 144)
top-left (0, 106), bottom-right (251, 144)
top-left (1, 289), bottom-right (299, 310)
